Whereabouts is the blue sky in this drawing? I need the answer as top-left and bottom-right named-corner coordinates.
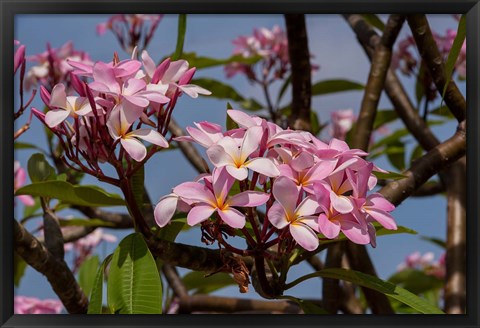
top-left (14, 14), bottom-right (463, 305)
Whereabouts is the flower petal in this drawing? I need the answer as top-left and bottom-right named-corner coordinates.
top-left (318, 213), bottom-right (341, 239)
top-left (45, 109), bottom-right (70, 128)
top-left (295, 196), bottom-right (320, 217)
top-left (154, 193), bottom-right (178, 227)
top-left (49, 84), bottom-right (67, 109)
top-left (267, 202), bottom-right (289, 229)
top-left (272, 176), bottom-right (299, 216)
top-left (330, 193), bottom-right (354, 214)
top-left (244, 158), bottom-right (280, 177)
top-left (290, 223), bottom-right (319, 251)
top-left (227, 191), bottom-right (270, 207)
top-left (340, 220), bottom-right (370, 245)
top-left (120, 137), bottom-right (147, 162)
top-left (227, 109), bottom-right (257, 128)
top-left (128, 128), bottom-right (169, 148)
top-left (366, 193), bottom-right (395, 212)
top-left (173, 182), bottom-right (216, 205)
top-left (207, 145), bottom-right (235, 167)
top-left (212, 167), bottom-right (235, 205)
top-left (225, 165), bottom-right (249, 181)
top-left (366, 208), bottom-right (397, 230)
top-left (178, 84), bottom-right (211, 98)
top-left (187, 204), bottom-right (215, 226)
top-left (218, 208), bottom-right (246, 228)
top-left (240, 126), bottom-right (263, 161)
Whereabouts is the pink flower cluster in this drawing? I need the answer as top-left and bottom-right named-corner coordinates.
top-left (97, 14), bottom-right (164, 53)
top-left (25, 41), bottom-right (92, 92)
top-left (225, 25), bottom-right (290, 81)
top-left (397, 251), bottom-right (446, 280)
top-left (155, 110), bottom-right (397, 252)
top-left (330, 109), bottom-right (355, 141)
top-left (33, 49), bottom-right (210, 178)
top-left (14, 161), bottom-right (34, 207)
top-left (392, 30), bottom-right (466, 80)
top-left (14, 296), bottom-right (63, 314)
top-left (64, 228), bottom-right (117, 272)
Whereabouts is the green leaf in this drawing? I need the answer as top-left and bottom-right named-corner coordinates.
top-left (157, 216), bottom-right (187, 242)
top-left (14, 252), bottom-right (27, 287)
top-left (27, 153), bottom-right (56, 183)
top-left (361, 14), bottom-right (385, 31)
top-left (288, 268), bottom-right (444, 314)
top-left (370, 129), bottom-right (409, 150)
top-left (226, 102), bottom-right (239, 130)
top-left (421, 236), bottom-right (446, 249)
top-left (88, 254), bottom-right (112, 314)
top-left (182, 271), bottom-right (235, 294)
top-left (180, 52), bottom-right (262, 70)
top-left (442, 14), bottom-right (466, 99)
top-left (389, 269), bottom-right (443, 294)
top-left (311, 79), bottom-right (364, 97)
top-left (281, 296), bottom-right (328, 314)
top-left (276, 74), bottom-right (292, 105)
top-left (410, 144), bottom-right (424, 163)
top-left (107, 233), bottom-right (162, 314)
top-left (23, 197), bottom-right (41, 218)
top-left (16, 180), bottom-right (126, 207)
top-left (59, 218), bottom-right (116, 228)
top-left (429, 105), bottom-right (454, 119)
top-left (373, 110), bottom-right (398, 129)
top-left (386, 141), bottom-right (405, 171)
top-left (172, 14), bottom-right (187, 60)
top-left (310, 111), bottom-right (321, 135)
top-left (14, 142), bottom-right (45, 152)
top-left (372, 170), bottom-right (408, 180)
top-left (79, 255), bottom-right (100, 297)
top-left (191, 78), bottom-right (264, 111)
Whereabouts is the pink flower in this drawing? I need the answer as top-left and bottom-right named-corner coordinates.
top-left (106, 104), bottom-right (169, 161)
top-left (174, 121), bottom-right (224, 148)
top-left (314, 182), bottom-right (370, 244)
top-left (44, 84), bottom-right (92, 128)
top-left (397, 251), bottom-right (446, 280)
top-left (172, 167), bottom-right (270, 228)
top-left (268, 176), bottom-right (320, 251)
top-left (14, 161), bottom-right (34, 207)
top-left (207, 126), bottom-right (280, 180)
top-left (330, 109), bottom-right (355, 141)
top-left (14, 296), bottom-right (63, 314)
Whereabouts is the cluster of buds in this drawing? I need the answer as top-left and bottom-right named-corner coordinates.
top-left (397, 251), bottom-right (446, 280)
top-left (225, 25), bottom-right (320, 85)
top-left (391, 28), bottom-right (466, 101)
top-left (25, 41), bottom-right (92, 93)
top-left (14, 296), bottom-right (63, 314)
top-left (64, 228), bottom-right (117, 272)
top-left (97, 14), bottom-right (164, 54)
top-left (32, 49), bottom-right (210, 182)
top-left (155, 110), bottom-right (397, 254)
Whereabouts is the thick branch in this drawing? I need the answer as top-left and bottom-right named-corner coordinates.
top-left (379, 121), bottom-right (466, 206)
top-left (14, 220), bottom-right (88, 314)
top-left (178, 295), bottom-right (303, 314)
top-left (444, 158), bottom-right (466, 314)
top-left (407, 14), bottom-right (466, 123)
top-left (284, 14), bottom-right (312, 132)
top-left (322, 243), bottom-right (344, 313)
top-left (353, 14), bottom-right (405, 151)
top-left (162, 264), bottom-right (189, 299)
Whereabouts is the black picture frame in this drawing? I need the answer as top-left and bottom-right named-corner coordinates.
top-left (1, 1), bottom-right (479, 327)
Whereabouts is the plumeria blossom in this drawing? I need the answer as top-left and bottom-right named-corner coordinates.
top-left (397, 251), bottom-right (446, 280)
top-left (330, 109), bottom-right (355, 141)
top-left (207, 126), bottom-right (280, 180)
top-left (268, 177), bottom-right (320, 251)
top-left (171, 167), bottom-right (270, 228)
top-left (44, 84), bottom-right (92, 128)
top-left (158, 110), bottom-right (397, 253)
top-left (14, 40), bottom-right (26, 74)
top-left (107, 104), bottom-right (169, 161)
top-left (14, 296), bottom-right (63, 314)
top-left (25, 41), bottom-right (92, 91)
top-left (14, 161), bottom-right (35, 207)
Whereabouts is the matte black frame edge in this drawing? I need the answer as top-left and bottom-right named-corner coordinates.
top-left (1, 0), bottom-right (479, 327)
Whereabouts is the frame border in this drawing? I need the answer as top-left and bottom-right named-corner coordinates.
top-left (1, 1), bottom-right (479, 327)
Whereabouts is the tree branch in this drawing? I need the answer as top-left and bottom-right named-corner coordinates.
top-left (178, 295), bottom-right (303, 314)
top-left (406, 14), bottom-right (466, 123)
top-left (14, 220), bottom-right (88, 314)
top-left (322, 243), bottom-right (344, 313)
top-left (353, 14), bottom-right (405, 151)
top-left (284, 14), bottom-right (312, 132)
top-left (379, 121), bottom-right (466, 206)
top-left (444, 157), bottom-right (466, 314)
